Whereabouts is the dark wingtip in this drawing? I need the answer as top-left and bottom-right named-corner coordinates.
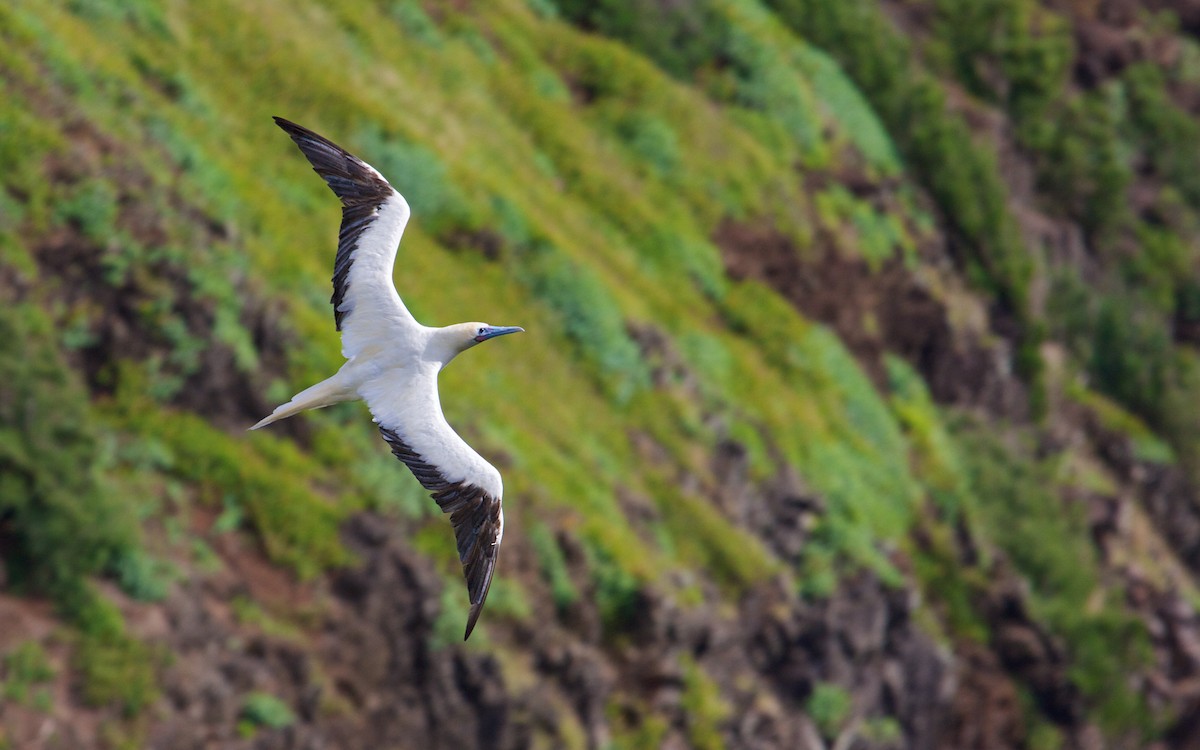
top-left (464, 601), bottom-right (484, 640)
top-left (273, 116), bottom-right (314, 142)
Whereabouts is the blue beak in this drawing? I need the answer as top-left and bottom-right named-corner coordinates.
top-left (474, 326), bottom-right (524, 343)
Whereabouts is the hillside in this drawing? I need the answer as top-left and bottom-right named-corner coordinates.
top-left (4, 0), bottom-right (1200, 748)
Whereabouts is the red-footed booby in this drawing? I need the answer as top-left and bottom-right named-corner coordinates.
top-left (252, 117), bottom-right (523, 639)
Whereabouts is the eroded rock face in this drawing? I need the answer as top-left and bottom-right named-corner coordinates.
top-left (141, 514), bottom-right (534, 750)
top-left (60, 507), bottom-right (963, 750)
top-left (714, 218), bottom-right (1026, 420)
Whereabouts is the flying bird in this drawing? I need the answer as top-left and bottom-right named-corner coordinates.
top-left (252, 117), bottom-right (524, 639)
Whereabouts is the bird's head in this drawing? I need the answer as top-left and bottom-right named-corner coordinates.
top-left (431, 322), bottom-right (524, 366)
top-left (457, 322), bottom-right (525, 351)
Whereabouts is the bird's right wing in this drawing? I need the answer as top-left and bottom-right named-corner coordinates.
top-left (274, 117), bottom-right (420, 359)
top-left (361, 369), bottom-right (505, 640)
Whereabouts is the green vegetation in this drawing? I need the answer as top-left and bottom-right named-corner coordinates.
top-left (528, 521), bottom-right (579, 613)
top-left (806, 681), bottom-right (852, 739)
top-left (239, 691), bottom-right (296, 735)
top-left (0, 303), bottom-right (135, 607)
top-left (72, 595), bottom-right (160, 717)
top-left (680, 655), bottom-right (731, 750)
top-left (956, 421), bottom-right (1156, 732)
top-left (1, 642), bottom-right (55, 707)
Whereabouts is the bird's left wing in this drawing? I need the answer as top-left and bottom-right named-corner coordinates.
top-left (361, 370), bottom-right (504, 640)
top-left (273, 117), bottom-right (419, 360)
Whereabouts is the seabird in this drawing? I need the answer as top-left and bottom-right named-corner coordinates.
top-left (252, 117), bottom-right (524, 639)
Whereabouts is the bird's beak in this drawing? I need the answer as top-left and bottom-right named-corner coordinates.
top-left (474, 326), bottom-right (524, 343)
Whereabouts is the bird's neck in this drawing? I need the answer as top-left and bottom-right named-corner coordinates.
top-left (425, 325), bottom-right (472, 367)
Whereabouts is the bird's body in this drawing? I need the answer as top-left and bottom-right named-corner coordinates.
top-left (253, 117), bottom-right (522, 639)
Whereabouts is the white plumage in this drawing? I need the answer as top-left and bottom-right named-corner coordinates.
top-left (251, 118), bottom-right (523, 639)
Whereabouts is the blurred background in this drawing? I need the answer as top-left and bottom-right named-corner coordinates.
top-left (3, 0), bottom-right (1200, 748)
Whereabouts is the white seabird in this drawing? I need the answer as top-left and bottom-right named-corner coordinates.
top-left (252, 117), bottom-right (524, 639)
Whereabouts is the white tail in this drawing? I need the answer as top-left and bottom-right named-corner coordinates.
top-left (249, 374), bottom-right (355, 430)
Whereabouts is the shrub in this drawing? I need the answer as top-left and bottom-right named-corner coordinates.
top-left (1089, 297), bottom-right (1171, 424)
top-left (388, 1), bottom-right (442, 46)
top-left (1124, 224), bottom-right (1190, 316)
top-left (766, 0), bottom-right (1033, 315)
top-left (528, 522), bottom-right (579, 612)
top-left (1032, 91), bottom-right (1130, 238)
top-left (65, 0), bottom-right (169, 37)
top-left (519, 243), bottom-right (650, 404)
top-left (957, 422), bottom-right (1155, 729)
top-left (110, 548), bottom-right (174, 602)
top-left (614, 112), bottom-right (679, 177)
top-left (583, 539), bottom-right (641, 635)
top-left (240, 691), bottom-right (296, 732)
top-left (930, 0), bottom-right (1072, 121)
top-left (72, 594), bottom-right (159, 717)
top-left (551, 0), bottom-right (729, 82)
top-left (1124, 63), bottom-right (1200, 207)
top-left (0, 304), bottom-right (135, 606)
top-left (807, 681), bottom-right (852, 739)
top-left (53, 179), bottom-right (118, 243)
top-left (680, 655), bottom-right (730, 750)
top-left (2, 641), bottom-right (55, 704)
top-left (106, 374), bottom-right (349, 579)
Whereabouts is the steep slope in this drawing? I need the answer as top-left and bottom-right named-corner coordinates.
top-left (3, 1), bottom-right (1200, 749)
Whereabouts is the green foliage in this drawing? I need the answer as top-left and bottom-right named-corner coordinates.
top-left (1125, 224), bottom-right (1193, 316)
top-left (105, 376), bottom-right (349, 578)
top-left (719, 14), bottom-right (824, 154)
top-left (0, 304), bottom-right (135, 606)
top-left (1124, 63), bottom-right (1200, 207)
top-left (484, 576), bottom-right (534, 623)
top-left (551, 0), bottom-right (729, 82)
top-left (958, 423), bottom-right (1155, 730)
top-left (519, 243), bottom-right (650, 404)
top-left (814, 185), bottom-right (913, 269)
top-left (111, 548), bottom-right (175, 602)
top-left (1066, 385), bottom-right (1175, 466)
top-left (584, 539), bottom-right (642, 635)
top-left (53, 179), bottom-right (119, 242)
top-left (929, 0), bottom-right (1072, 120)
top-left (806, 681), bottom-right (852, 739)
top-left (648, 473), bottom-right (779, 588)
top-left (72, 594), bottom-right (159, 717)
top-left (861, 716), bottom-right (902, 744)
top-left (231, 597), bottom-right (303, 641)
top-left (65, 0), bottom-right (170, 37)
top-left (528, 521), bottom-right (579, 612)
top-left (793, 43), bottom-right (899, 172)
top-left (908, 517), bottom-right (991, 643)
top-left (1, 642), bottom-right (55, 706)
top-left (239, 691), bottom-right (296, 732)
top-left (614, 112), bottom-right (679, 177)
top-left (1031, 91), bottom-right (1130, 237)
top-left (1090, 297), bottom-right (1171, 424)
top-left (885, 355), bottom-right (969, 509)
top-left (388, 1), bottom-right (442, 46)
top-left (607, 708), bottom-right (670, 750)
top-left (766, 0), bottom-right (1033, 314)
top-left (680, 655), bottom-right (730, 750)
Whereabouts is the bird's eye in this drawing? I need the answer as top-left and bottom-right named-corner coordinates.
top-left (478, 327), bottom-right (486, 336)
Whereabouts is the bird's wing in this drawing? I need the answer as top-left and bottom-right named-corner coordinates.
top-left (274, 117), bottom-right (419, 359)
top-left (362, 368), bottom-right (505, 640)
